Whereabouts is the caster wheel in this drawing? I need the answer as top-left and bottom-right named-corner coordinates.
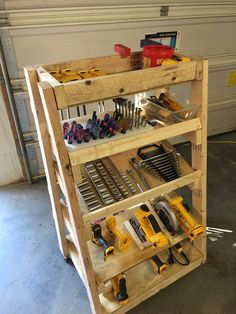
top-left (64, 256), bottom-right (72, 264)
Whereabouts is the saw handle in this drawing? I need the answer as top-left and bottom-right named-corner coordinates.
top-left (147, 213), bottom-right (162, 233)
top-left (141, 204), bottom-right (161, 233)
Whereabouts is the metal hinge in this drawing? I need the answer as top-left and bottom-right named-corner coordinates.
top-left (160, 6), bottom-right (169, 17)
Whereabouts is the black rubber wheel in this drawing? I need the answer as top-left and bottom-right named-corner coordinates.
top-left (64, 256), bottom-right (72, 264)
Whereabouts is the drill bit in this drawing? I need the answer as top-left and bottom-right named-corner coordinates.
top-left (125, 100), bottom-right (128, 119)
top-left (128, 101), bottom-right (131, 120)
top-left (131, 103), bottom-right (135, 130)
top-left (137, 108), bottom-right (142, 129)
top-left (135, 107), bottom-right (138, 128)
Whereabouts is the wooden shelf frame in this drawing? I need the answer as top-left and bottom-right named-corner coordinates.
top-left (24, 53), bottom-right (208, 314)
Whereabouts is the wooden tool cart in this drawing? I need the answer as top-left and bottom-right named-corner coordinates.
top-left (24, 52), bottom-right (208, 314)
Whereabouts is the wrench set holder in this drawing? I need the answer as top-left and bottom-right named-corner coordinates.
top-left (24, 52), bottom-right (207, 314)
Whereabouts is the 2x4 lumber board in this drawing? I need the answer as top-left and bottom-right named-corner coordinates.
top-left (83, 170), bottom-right (202, 225)
top-left (36, 66), bottom-right (68, 108)
top-left (69, 118), bottom-right (202, 166)
top-left (62, 203), bottom-right (76, 245)
top-left (24, 66), bottom-right (69, 257)
top-left (42, 52), bottom-right (142, 75)
top-left (100, 243), bottom-right (203, 314)
top-left (191, 59), bottom-right (208, 260)
top-left (37, 81), bottom-right (102, 314)
top-left (67, 238), bottom-right (86, 285)
top-left (71, 165), bottom-right (82, 184)
top-left (54, 60), bottom-right (198, 108)
top-left (62, 203), bottom-right (91, 242)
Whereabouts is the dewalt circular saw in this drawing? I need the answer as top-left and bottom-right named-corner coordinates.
top-left (154, 200), bottom-right (179, 235)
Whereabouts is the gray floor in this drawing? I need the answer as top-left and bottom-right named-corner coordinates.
top-left (0, 132), bottom-right (236, 314)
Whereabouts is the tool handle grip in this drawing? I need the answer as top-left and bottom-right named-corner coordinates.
top-left (147, 214), bottom-right (161, 233)
top-left (97, 236), bottom-right (109, 249)
top-left (151, 255), bottom-right (167, 274)
top-left (117, 277), bottom-right (129, 302)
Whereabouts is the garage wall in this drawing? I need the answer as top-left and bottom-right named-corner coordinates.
top-left (0, 1), bottom-right (236, 184)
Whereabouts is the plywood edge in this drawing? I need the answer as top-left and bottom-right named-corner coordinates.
top-left (69, 118), bottom-right (202, 166)
top-left (83, 170), bottom-right (201, 225)
top-left (93, 233), bottom-right (187, 284)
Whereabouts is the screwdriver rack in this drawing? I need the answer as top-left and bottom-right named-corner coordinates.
top-left (24, 52), bottom-right (207, 314)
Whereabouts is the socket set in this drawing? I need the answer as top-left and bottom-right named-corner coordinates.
top-left (101, 158), bottom-right (137, 196)
top-left (119, 169), bottom-right (138, 194)
top-left (77, 175), bottom-right (102, 211)
top-left (77, 158), bottom-right (140, 212)
top-left (84, 161), bottom-right (116, 206)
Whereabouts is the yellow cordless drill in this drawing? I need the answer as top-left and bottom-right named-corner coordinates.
top-left (106, 215), bottom-right (132, 252)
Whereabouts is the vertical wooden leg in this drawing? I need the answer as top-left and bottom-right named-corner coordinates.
top-left (38, 81), bottom-right (102, 314)
top-left (191, 59), bottom-right (208, 261)
top-left (24, 67), bottom-right (69, 258)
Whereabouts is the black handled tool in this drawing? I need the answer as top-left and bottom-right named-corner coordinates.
top-left (149, 255), bottom-right (168, 274)
top-left (112, 273), bottom-right (129, 305)
top-left (91, 224), bottom-right (115, 261)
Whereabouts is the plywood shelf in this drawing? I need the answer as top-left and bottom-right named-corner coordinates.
top-left (82, 143), bottom-right (199, 225)
top-left (100, 241), bottom-right (203, 314)
top-left (89, 218), bottom-right (188, 285)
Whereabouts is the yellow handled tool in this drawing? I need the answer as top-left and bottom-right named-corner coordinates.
top-left (149, 255), bottom-right (168, 274)
top-left (159, 93), bottom-right (182, 112)
top-left (168, 196), bottom-right (204, 242)
top-left (134, 204), bottom-right (169, 248)
top-left (88, 68), bottom-right (105, 77)
top-left (77, 70), bottom-right (92, 79)
top-left (106, 215), bottom-right (132, 252)
top-left (111, 273), bottom-right (129, 305)
top-left (61, 68), bottom-right (81, 82)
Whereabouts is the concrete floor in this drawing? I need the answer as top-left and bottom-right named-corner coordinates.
top-left (0, 132), bottom-right (236, 314)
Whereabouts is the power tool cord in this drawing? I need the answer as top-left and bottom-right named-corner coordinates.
top-left (168, 248), bottom-right (190, 266)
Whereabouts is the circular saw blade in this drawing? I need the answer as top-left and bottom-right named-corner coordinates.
top-left (155, 201), bottom-right (179, 232)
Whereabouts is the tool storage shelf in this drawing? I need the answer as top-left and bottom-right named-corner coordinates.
top-left (24, 51), bottom-right (207, 314)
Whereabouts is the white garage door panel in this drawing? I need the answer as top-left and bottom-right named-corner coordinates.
top-left (7, 18), bottom-right (236, 78)
top-left (4, 0), bottom-right (228, 10)
top-left (0, 90), bottom-right (23, 184)
top-left (0, 1), bottom-right (236, 183)
top-left (208, 103), bottom-right (236, 136)
top-left (208, 70), bottom-right (236, 100)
